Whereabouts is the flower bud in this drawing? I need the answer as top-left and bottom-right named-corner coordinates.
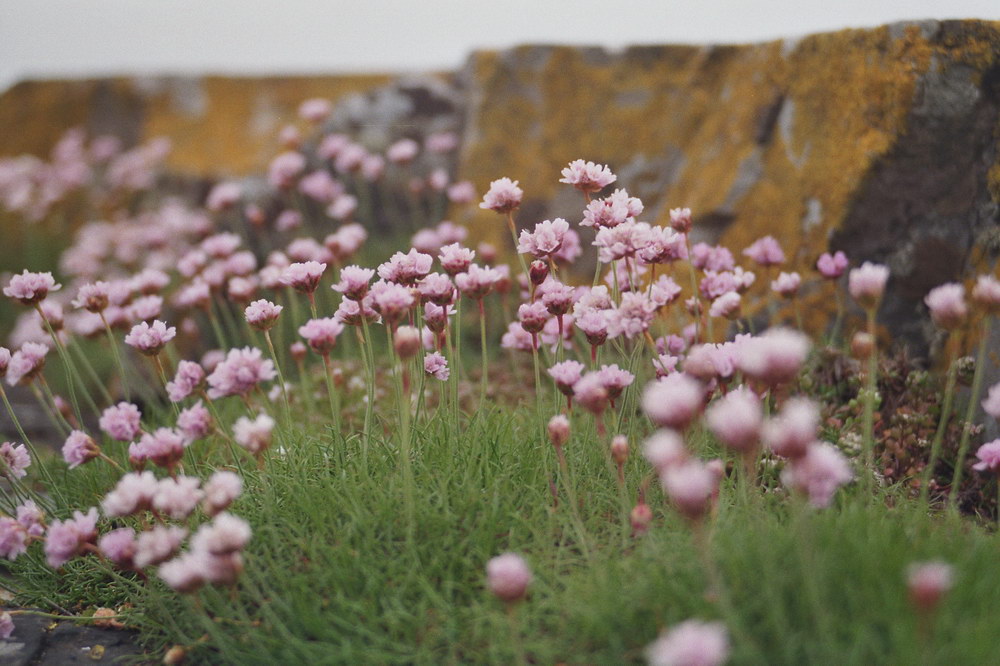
top-left (548, 414), bottom-right (570, 449)
top-left (529, 260), bottom-right (549, 286)
top-left (486, 553), bottom-right (532, 603)
top-left (907, 561), bottom-right (953, 612)
top-left (851, 332), bottom-right (875, 360)
top-left (289, 341), bottom-right (307, 362)
top-left (393, 326), bottom-right (421, 360)
top-left (630, 502), bottom-right (653, 535)
top-left (610, 435), bottom-right (629, 465)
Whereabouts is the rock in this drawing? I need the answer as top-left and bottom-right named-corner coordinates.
top-left (0, 611), bottom-right (145, 665)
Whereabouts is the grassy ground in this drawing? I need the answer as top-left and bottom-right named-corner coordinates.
top-left (8, 399), bottom-right (1000, 664)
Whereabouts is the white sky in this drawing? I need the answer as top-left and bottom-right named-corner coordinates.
top-left (2, 0), bottom-right (998, 92)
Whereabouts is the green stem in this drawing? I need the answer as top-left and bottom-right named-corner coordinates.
top-left (479, 298), bottom-right (488, 406)
top-left (321, 353), bottom-right (341, 443)
top-left (36, 306), bottom-right (85, 423)
top-left (861, 308), bottom-right (879, 500)
top-left (100, 313), bottom-right (130, 400)
top-left (948, 317), bottom-right (992, 509)
top-left (264, 330), bottom-right (292, 421)
top-left (921, 345), bottom-right (958, 505)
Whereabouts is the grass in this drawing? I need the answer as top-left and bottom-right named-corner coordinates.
top-left (7, 395), bottom-right (1000, 664)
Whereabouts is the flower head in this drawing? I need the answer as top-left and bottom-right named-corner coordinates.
top-left (244, 299), bottom-right (283, 331)
top-left (642, 374), bottom-right (704, 431)
top-left (816, 251), bottom-right (848, 279)
top-left (166, 361), bottom-right (206, 402)
top-left (849, 262), bottom-right (889, 309)
top-left (332, 266), bottom-right (375, 301)
top-left (298, 317), bottom-right (344, 354)
top-left (742, 236), bottom-right (785, 267)
top-left (0, 441), bottom-right (30, 479)
top-left (780, 442), bottom-right (852, 508)
top-left (280, 261), bottom-right (327, 293)
top-left (518, 218), bottom-right (570, 258)
top-left (907, 561), bottom-right (954, 611)
top-left (62, 430), bottom-right (100, 469)
top-left (486, 552), bottom-right (532, 603)
top-left (4, 270), bottom-right (60, 305)
top-left (73, 281), bottom-right (111, 312)
top-left (206, 348), bottom-right (276, 399)
top-left (124, 320), bottom-right (176, 356)
top-left (924, 283), bottom-right (967, 329)
top-left (233, 414), bottom-right (275, 455)
top-left (645, 619), bottom-right (729, 666)
top-left (972, 439), bottom-right (1000, 473)
top-left (559, 159), bottom-right (616, 193)
top-left (479, 178), bottom-right (523, 214)
top-left (705, 387), bottom-right (762, 453)
top-left (424, 352), bottom-right (450, 381)
top-left (6, 342), bottom-right (48, 386)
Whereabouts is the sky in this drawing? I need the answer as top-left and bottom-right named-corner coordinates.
top-left (2, 0), bottom-right (999, 92)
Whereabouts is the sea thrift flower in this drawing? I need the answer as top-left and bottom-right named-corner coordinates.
top-left (781, 442), bottom-right (852, 508)
top-left (0, 517), bottom-right (28, 559)
top-left (548, 415), bottom-right (570, 448)
top-left (599, 364), bottom-right (635, 402)
top-left (0, 611), bottom-right (13, 639)
top-left (549, 360), bottom-right (585, 396)
top-left (439, 243), bottom-right (475, 276)
top-left (762, 398), bottom-right (818, 460)
top-left (573, 372), bottom-right (610, 415)
top-left (135, 525), bottom-right (189, 568)
top-left (582, 189), bottom-right (642, 228)
top-left (370, 282), bottom-right (415, 325)
top-left (662, 460), bottom-right (718, 522)
top-left (518, 301), bottom-right (550, 335)
top-left (336, 296), bottom-right (380, 326)
top-left (708, 292), bottom-right (741, 319)
top-left (424, 352), bottom-right (450, 380)
top-left (233, 414), bottom-right (275, 456)
top-left (907, 561), bottom-right (954, 611)
top-left (455, 264), bottom-right (501, 300)
top-left (62, 430), bottom-right (99, 469)
top-left (594, 221), bottom-right (653, 263)
top-left (735, 328), bottom-right (810, 387)
top-left (16, 501), bottom-right (44, 536)
top-left (610, 292), bottom-right (656, 339)
top-left (134, 428), bottom-right (188, 469)
top-left (298, 97), bottom-right (331, 123)
top-left (972, 274), bottom-right (1000, 312)
top-left (500, 322), bottom-right (534, 352)
top-left (576, 310), bottom-right (610, 347)
top-left (45, 508), bottom-right (98, 568)
top-left (267, 151), bottom-right (306, 189)
top-left (387, 138), bottom-right (419, 164)
top-left (6, 342), bottom-right (48, 386)
top-left (73, 281), bottom-right (111, 312)
top-left (743, 236), bottom-right (785, 267)
top-left (643, 430), bottom-right (686, 473)
top-left (983, 383), bottom-right (1000, 419)
top-left (124, 320), bottom-right (176, 355)
top-left (244, 299), bottom-right (283, 331)
top-left (0, 346), bottom-right (9, 376)
top-left (479, 178), bottom-right (523, 213)
top-left (642, 374), bottom-right (705, 431)
top-left (669, 207), bottom-right (693, 233)
top-left (418, 273), bottom-right (456, 305)
top-left (645, 620), bottom-right (730, 666)
top-left (705, 388), bottom-right (762, 453)
top-left (177, 401), bottom-right (212, 441)
top-left (280, 261), bottom-right (327, 293)
top-left (518, 218), bottom-right (570, 258)
top-left (333, 266), bottom-right (375, 300)
top-left (206, 181), bottom-right (241, 212)
top-left (98, 528), bottom-right (136, 568)
top-left (378, 249), bottom-right (433, 285)
top-left (153, 476), bottom-right (203, 520)
top-left (206, 347), bottom-right (276, 399)
top-left (972, 439), bottom-right (1000, 472)
top-left (486, 553), bottom-right (532, 602)
top-left (849, 262), bottom-right (890, 309)
top-left (166, 361), bottom-right (206, 402)
top-left (102, 471), bottom-right (157, 517)
top-left (203, 471), bottom-right (243, 516)
top-left (129, 295), bottom-right (163, 321)
top-left (0, 442), bottom-right (30, 479)
top-left (924, 283), bottom-right (967, 329)
top-left (4, 270), bottom-right (60, 304)
top-left (817, 251), bottom-right (848, 279)
top-left (560, 159), bottom-right (616, 193)
top-left (393, 326), bottom-right (421, 359)
top-left (771, 272), bottom-right (801, 298)
top-left (298, 318), bottom-right (344, 354)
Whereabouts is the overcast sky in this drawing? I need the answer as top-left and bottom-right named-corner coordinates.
top-left (2, 0), bottom-right (998, 92)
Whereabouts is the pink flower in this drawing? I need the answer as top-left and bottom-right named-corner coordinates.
top-left (742, 236), bottom-right (785, 267)
top-left (924, 283), bottom-right (967, 329)
top-left (548, 360), bottom-right (585, 396)
top-left (0, 611), bottom-right (14, 639)
top-left (280, 261), bottom-right (327, 293)
top-left (332, 266), bottom-right (375, 300)
top-left (124, 320), bottom-right (176, 356)
top-left (982, 383), bottom-right (1000, 419)
top-left (690, 243), bottom-right (734, 272)
top-left (645, 619), bottom-right (729, 666)
top-left (816, 251), bottom-right (848, 279)
top-left (594, 221), bottom-right (653, 263)
top-left (639, 227), bottom-right (688, 265)
top-left (0, 346), bottom-right (9, 376)
top-left (387, 138), bottom-right (419, 164)
top-left (370, 281), bottom-right (415, 325)
top-left (133, 428), bottom-right (188, 469)
top-left (573, 372), bottom-right (610, 415)
top-left (705, 387), bottom-right (762, 453)
top-left (4, 270), bottom-right (60, 305)
top-left (849, 262), bottom-right (890, 309)
top-left (0, 517), bottom-right (28, 560)
top-left (267, 151), bottom-right (306, 189)
top-left (609, 292), bottom-right (656, 339)
top-left (244, 299), bottom-right (283, 331)
top-left (907, 561), bottom-right (954, 611)
top-left (486, 552), bottom-right (532, 602)
top-left (771, 271), bottom-right (801, 298)
top-left (708, 292), bottom-right (742, 319)
top-left (661, 460), bottom-right (718, 522)
top-left (735, 328), bottom-right (810, 387)
top-left (129, 294), bottom-right (163, 321)
top-left (576, 310), bottom-right (610, 346)
top-left (335, 296), bottom-right (380, 326)
top-left (780, 442), bottom-right (852, 507)
top-left (598, 364), bottom-right (634, 402)
top-left (203, 471), bottom-right (243, 516)
top-left (233, 414), bottom-right (275, 455)
top-left (152, 476), bottom-right (203, 521)
top-left (324, 223), bottom-right (368, 263)
top-left (455, 264), bottom-right (501, 300)
top-left (424, 352), bottom-right (450, 381)
top-left (479, 178), bottom-right (523, 214)
top-left (669, 207), bottom-right (693, 233)
top-left (425, 131), bottom-right (459, 154)
top-left (418, 273), bottom-right (456, 306)
top-left (447, 181), bottom-right (476, 204)
top-left (6, 342), bottom-right (48, 386)
top-left (191, 512), bottom-right (252, 555)
top-left (166, 361), bottom-right (206, 402)
top-left (643, 430), bottom-right (687, 473)
top-left (206, 347), bottom-right (276, 399)
top-left (98, 528), bottom-right (136, 568)
top-left (518, 301), bottom-right (550, 335)
top-left (72, 281), bottom-right (111, 312)
top-left (298, 97), bottom-right (331, 123)
top-left (206, 181), bottom-right (242, 212)
top-left (972, 274), bottom-right (1000, 312)
top-left (642, 374), bottom-right (704, 431)
top-left (102, 471), bottom-right (157, 517)
top-left (299, 317), bottom-right (344, 354)
top-left (16, 500), bottom-right (44, 536)
top-left (540, 281), bottom-right (575, 317)
top-left (581, 189), bottom-right (642, 228)
top-left (972, 439), bottom-right (1000, 473)
top-left (44, 507), bottom-right (98, 568)
top-left (177, 401), bottom-right (212, 441)
top-left (135, 525), bottom-right (188, 568)
top-left (500, 322), bottom-right (534, 352)
top-left (439, 243), bottom-right (475, 276)
top-left (378, 249), bottom-right (433, 285)
top-left (762, 398), bottom-right (818, 460)
top-left (1, 441), bottom-right (31, 479)
top-left (62, 430), bottom-right (99, 469)
top-left (559, 159), bottom-right (616, 193)
top-left (517, 218), bottom-right (570, 258)
top-left (548, 414), bottom-right (571, 447)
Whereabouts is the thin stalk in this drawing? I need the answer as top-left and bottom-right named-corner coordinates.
top-left (921, 344), bottom-right (958, 505)
top-left (948, 316), bottom-right (992, 509)
top-left (860, 308), bottom-right (879, 499)
top-left (506, 212), bottom-right (530, 281)
top-left (360, 316), bottom-right (377, 457)
top-left (478, 298), bottom-right (488, 405)
top-left (556, 445), bottom-right (592, 560)
top-left (69, 339), bottom-right (113, 404)
top-left (35, 306), bottom-right (84, 424)
top-left (100, 312), bottom-right (130, 400)
top-left (321, 353), bottom-right (341, 442)
top-left (263, 330), bottom-right (291, 420)
top-left (0, 383), bottom-right (59, 508)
